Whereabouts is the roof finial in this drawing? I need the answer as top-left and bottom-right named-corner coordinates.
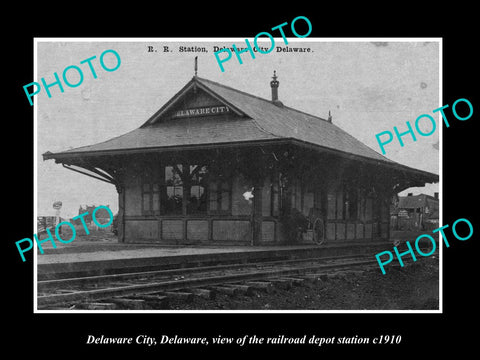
top-left (327, 110), bottom-right (332, 123)
top-left (194, 56), bottom-right (198, 76)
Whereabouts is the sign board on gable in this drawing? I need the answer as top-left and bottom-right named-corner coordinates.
top-left (172, 106), bottom-right (230, 118)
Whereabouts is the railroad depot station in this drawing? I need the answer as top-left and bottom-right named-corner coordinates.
top-left (43, 72), bottom-right (439, 247)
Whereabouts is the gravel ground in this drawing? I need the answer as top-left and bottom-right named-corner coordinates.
top-left (168, 256), bottom-right (439, 311)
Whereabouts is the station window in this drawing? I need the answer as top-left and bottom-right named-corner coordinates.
top-left (261, 175), bottom-right (280, 217)
top-left (162, 163), bottom-right (231, 216)
top-left (142, 168), bottom-right (160, 215)
top-left (365, 197), bottom-right (373, 220)
top-left (141, 163), bottom-right (233, 216)
top-left (358, 197), bottom-right (366, 221)
top-left (379, 197), bottom-right (388, 222)
top-left (188, 165), bottom-right (208, 214)
top-left (302, 187), bottom-right (314, 217)
top-left (336, 190), bottom-right (343, 220)
top-left (327, 193), bottom-right (336, 220)
top-left (290, 179), bottom-right (302, 212)
top-left (345, 187), bottom-right (358, 220)
top-left (327, 187), bottom-right (359, 221)
top-left (164, 165), bottom-right (183, 215)
top-left (271, 178), bottom-right (279, 216)
top-left (208, 178), bottom-right (231, 214)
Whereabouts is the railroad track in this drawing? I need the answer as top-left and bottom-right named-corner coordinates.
top-left (37, 254), bottom-right (380, 310)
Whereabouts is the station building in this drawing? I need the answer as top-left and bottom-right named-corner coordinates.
top-left (43, 72), bottom-right (439, 245)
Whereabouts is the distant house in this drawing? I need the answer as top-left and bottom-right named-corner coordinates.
top-left (37, 216), bottom-right (57, 233)
top-left (391, 193), bottom-right (439, 231)
top-left (78, 205), bottom-right (112, 228)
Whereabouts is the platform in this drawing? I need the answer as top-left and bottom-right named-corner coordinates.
top-left (36, 240), bottom-right (392, 280)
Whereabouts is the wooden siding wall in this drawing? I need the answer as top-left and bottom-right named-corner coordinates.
top-left (120, 159), bottom-right (390, 244)
top-left (122, 167), bottom-right (257, 244)
top-left (324, 181), bottom-right (389, 242)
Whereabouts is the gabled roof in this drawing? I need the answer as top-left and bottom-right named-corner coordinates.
top-left (140, 76), bottom-right (248, 127)
top-left (42, 75), bottom-right (438, 182)
top-left (44, 76), bottom-right (392, 160)
top-left (398, 194), bottom-right (438, 209)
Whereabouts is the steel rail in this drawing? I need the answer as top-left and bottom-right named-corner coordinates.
top-left (37, 258), bottom-right (377, 308)
top-left (37, 254), bottom-right (370, 292)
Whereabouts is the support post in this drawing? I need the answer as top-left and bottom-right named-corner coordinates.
top-left (252, 182), bottom-right (263, 246)
top-left (116, 184), bottom-right (125, 243)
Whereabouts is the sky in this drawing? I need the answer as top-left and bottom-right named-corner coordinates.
top-left (36, 38), bottom-right (440, 218)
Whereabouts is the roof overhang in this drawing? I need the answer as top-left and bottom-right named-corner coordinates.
top-left (43, 137), bottom-right (439, 187)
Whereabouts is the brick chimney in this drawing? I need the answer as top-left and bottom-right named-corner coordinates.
top-left (270, 71), bottom-right (283, 107)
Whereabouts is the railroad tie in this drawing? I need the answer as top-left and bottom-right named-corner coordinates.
top-left (333, 269), bottom-right (365, 278)
top-left (191, 288), bottom-right (216, 300)
top-left (209, 286), bottom-right (239, 296)
top-left (223, 284), bottom-right (255, 296)
top-left (244, 281), bottom-right (274, 293)
top-left (129, 294), bottom-right (170, 308)
top-left (79, 302), bottom-right (117, 310)
top-left (109, 297), bottom-right (147, 310)
top-left (161, 291), bottom-right (194, 303)
top-left (269, 278), bottom-right (293, 290)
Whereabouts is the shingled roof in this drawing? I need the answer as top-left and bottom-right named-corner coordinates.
top-left (43, 76), bottom-right (437, 181)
